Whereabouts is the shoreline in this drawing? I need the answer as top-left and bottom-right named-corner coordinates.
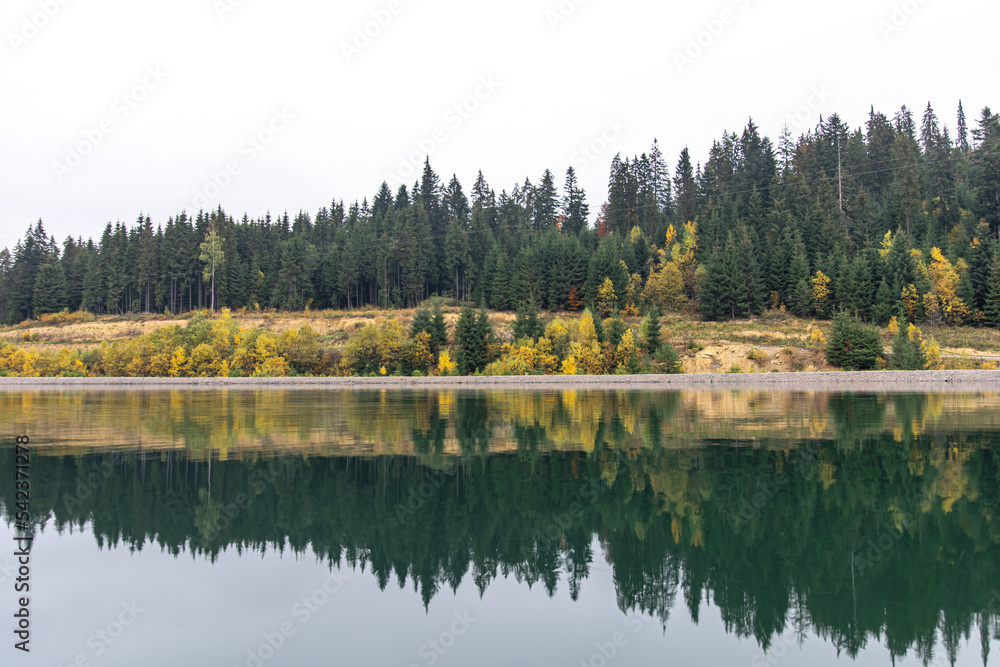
top-left (1, 370), bottom-right (1000, 392)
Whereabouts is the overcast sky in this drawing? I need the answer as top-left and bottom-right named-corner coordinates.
top-left (0, 0), bottom-right (995, 250)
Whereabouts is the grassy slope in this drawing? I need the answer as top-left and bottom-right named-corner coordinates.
top-left (2, 307), bottom-right (1000, 373)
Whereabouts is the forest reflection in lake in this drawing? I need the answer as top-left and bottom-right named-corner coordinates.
top-left (2, 388), bottom-right (999, 666)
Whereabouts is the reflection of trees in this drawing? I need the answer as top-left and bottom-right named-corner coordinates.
top-left (2, 394), bottom-right (1000, 662)
top-left (13, 389), bottom-right (1000, 458)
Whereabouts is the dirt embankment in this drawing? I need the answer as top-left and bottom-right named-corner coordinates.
top-left (679, 343), bottom-right (833, 374)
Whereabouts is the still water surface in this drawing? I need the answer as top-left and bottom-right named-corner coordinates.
top-left (1, 389), bottom-right (999, 666)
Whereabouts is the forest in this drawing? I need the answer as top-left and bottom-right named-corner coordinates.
top-left (1, 101), bottom-right (1000, 331)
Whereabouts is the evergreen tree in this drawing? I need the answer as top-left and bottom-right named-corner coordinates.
top-left (673, 148), bottom-right (697, 224)
top-left (957, 100), bottom-right (970, 155)
top-left (873, 278), bottom-right (896, 326)
top-left (889, 327), bottom-right (926, 370)
top-left (454, 307), bottom-right (477, 375)
top-left (561, 167), bottom-right (589, 234)
top-left (31, 261), bottom-right (67, 316)
top-left (985, 259), bottom-right (1000, 327)
top-left (606, 316), bottom-right (627, 349)
top-left (533, 169), bottom-right (559, 231)
top-left (513, 300), bottom-right (543, 341)
top-left (430, 300), bottom-right (448, 349)
top-left (826, 313), bottom-right (884, 370)
top-left (639, 306), bottom-right (662, 354)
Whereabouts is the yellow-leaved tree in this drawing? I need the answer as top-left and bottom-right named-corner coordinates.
top-left (925, 247), bottom-right (971, 325)
top-left (642, 262), bottom-right (686, 312)
top-left (595, 277), bottom-right (618, 318)
top-left (811, 271), bottom-right (831, 317)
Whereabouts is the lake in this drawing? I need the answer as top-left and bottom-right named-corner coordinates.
top-left (2, 389), bottom-right (999, 666)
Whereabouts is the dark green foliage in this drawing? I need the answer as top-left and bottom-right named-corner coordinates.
top-left (652, 342), bottom-right (682, 374)
top-left (513, 300), bottom-right (543, 341)
top-left (872, 279), bottom-right (896, 327)
top-left (606, 316), bottom-right (627, 349)
top-left (456, 307), bottom-right (494, 375)
top-left (985, 259), bottom-right (1000, 327)
top-left (454, 307), bottom-right (476, 375)
top-left (31, 261), bottom-right (67, 316)
top-left (639, 306), bottom-right (661, 354)
top-left (3, 106), bottom-right (999, 334)
top-left (825, 313), bottom-right (885, 370)
top-left (430, 300), bottom-right (448, 349)
top-left (889, 328), bottom-right (925, 370)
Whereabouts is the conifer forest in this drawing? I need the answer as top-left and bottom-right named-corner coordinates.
top-left (3, 101), bottom-right (1000, 330)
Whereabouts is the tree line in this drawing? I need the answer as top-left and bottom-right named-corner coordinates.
top-left (2, 101), bottom-right (999, 328)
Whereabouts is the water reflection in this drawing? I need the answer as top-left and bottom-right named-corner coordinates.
top-left (2, 390), bottom-right (999, 665)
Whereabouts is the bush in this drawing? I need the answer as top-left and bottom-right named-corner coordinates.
top-left (652, 343), bottom-right (683, 374)
top-left (825, 313), bottom-right (884, 370)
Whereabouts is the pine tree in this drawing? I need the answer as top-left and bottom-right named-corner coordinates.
top-left (889, 326), bottom-right (926, 370)
top-left (513, 300), bottom-right (543, 341)
top-left (873, 278), bottom-right (895, 326)
top-left (533, 169), bottom-right (558, 231)
top-left (639, 306), bottom-right (662, 354)
top-left (430, 300), bottom-right (448, 349)
top-left (606, 316), bottom-right (627, 349)
top-left (411, 307), bottom-right (433, 339)
top-left (454, 307), bottom-right (477, 375)
top-left (985, 259), bottom-right (1000, 327)
top-left (719, 232), bottom-right (748, 320)
top-left (561, 167), bottom-right (589, 234)
top-left (698, 248), bottom-right (725, 321)
top-left (957, 100), bottom-right (970, 155)
top-left (734, 225), bottom-right (764, 317)
top-left (673, 148), bottom-right (697, 224)
top-left (826, 313), bottom-right (884, 370)
top-left (31, 261), bottom-right (67, 316)
top-left (489, 253), bottom-right (512, 310)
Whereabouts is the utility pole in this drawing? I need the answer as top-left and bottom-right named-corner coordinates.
top-left (837, 136), bottom-right (847, 229)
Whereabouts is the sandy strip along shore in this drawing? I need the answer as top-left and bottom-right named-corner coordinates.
top-left (1, 371), bottom-right (1000, 392)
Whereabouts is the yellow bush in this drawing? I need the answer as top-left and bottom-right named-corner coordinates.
top-left (169, 347), bottom-right (190, 377)
top-left (808, 328), bottom-right (827, 350)
top-left (253, 356), bottom-right (290, 377)
top-left (561, 355), bottom-right (578, 375)
top-left (437, 350), bottom-right (457, 376)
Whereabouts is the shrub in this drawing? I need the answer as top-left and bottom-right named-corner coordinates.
top-left (825, 313), bottom-right (884, 370)
top-left (652, 343), bottom-right (683, 374)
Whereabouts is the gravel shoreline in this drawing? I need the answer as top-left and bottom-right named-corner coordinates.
top-left (2, 370), bottom-right (1000, 392)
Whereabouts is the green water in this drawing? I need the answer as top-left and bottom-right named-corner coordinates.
top-left (1, 389), bottom-right (999, 666)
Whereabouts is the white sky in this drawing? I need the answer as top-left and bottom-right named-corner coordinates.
top-left (0, 0), bottom-right (996, 250)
